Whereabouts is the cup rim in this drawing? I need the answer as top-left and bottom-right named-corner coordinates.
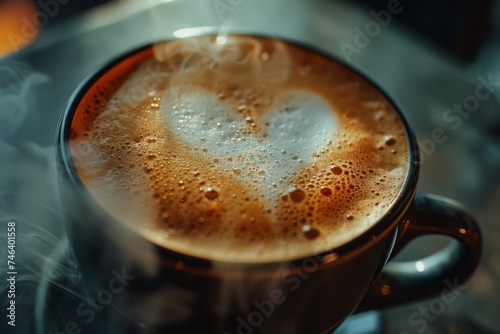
top-left (56, 33), bottom-right (420, 269)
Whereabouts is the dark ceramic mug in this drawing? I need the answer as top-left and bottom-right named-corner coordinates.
top-left (56, 35), bottom-right (482, 334)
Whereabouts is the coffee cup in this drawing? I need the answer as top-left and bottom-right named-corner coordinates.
top-left (56, 34), bottom-right (481, 334)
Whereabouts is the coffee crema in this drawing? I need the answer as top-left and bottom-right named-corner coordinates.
top-left (70, 35), bottom-right (409, 263)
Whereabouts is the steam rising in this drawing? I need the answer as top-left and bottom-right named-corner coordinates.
top-left (0, 161), bottom-right (81, 334)
top-left (0, 64), bottom-right (87, 334)
top-left (153, 35), bottom-right (292, 85)
top-left (0, 62), bottom-right (48, 140)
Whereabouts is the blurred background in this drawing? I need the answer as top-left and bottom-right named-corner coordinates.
top-left (0, 0), bottom-right (499, 333)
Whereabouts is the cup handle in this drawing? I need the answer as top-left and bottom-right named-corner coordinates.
top-left (355, 193), bottom-right (482, 312)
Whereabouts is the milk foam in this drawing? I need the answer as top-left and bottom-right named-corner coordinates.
top-left (72, 35), bottom-right (409, 263)
top-left (162, 86), bottom-right (337, 212)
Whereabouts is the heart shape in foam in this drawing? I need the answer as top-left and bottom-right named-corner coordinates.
top-left (161, 87), bottom-right (337, 203)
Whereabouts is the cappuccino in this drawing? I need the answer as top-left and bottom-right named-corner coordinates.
top-left (70, 35), bottom-right (408, 262)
